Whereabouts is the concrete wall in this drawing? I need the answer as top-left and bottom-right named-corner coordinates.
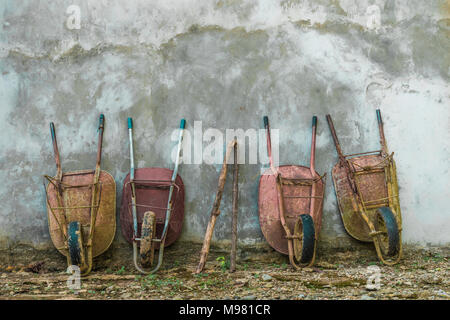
top-left (0, 0), bottom-right (449, 250)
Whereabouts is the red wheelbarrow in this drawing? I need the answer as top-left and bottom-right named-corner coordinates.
top-left (259, 116), bottom-right (326, 268)
top-left (120, 118), bottom-right (186, 273)
top-left (326, 110), bottom-right (402, 265)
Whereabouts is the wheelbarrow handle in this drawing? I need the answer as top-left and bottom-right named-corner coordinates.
top-left (310, 116), bottom-right (317, 172)
top-left (153, 118), bottom-right (186, 273)
top-left (49, 122), bottom-right (62, 180)
top-left (95, 114), bottom-right (105, 173)
top-left (376, 109), bottom-right (388, 154)
top-left (50, 122), bottom-right (56, 141)
top-left (326, 114), bottom-right (345, 159)
top-left (98, 114), bottom-right (105, 130)
top-left (376, 109), bottom-right (382, 124)
top-left (127, 117), bottom-right (135, 181)
top-left (263, 116), bottom-right (275, 170)
top-left (172, 119), bottom-right (186, 180)
top-left (126, 116), bottom-right (138, 237)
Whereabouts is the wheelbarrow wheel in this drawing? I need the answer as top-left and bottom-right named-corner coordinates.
top-left (68, 221), bottom-right (85, 268)
top-left (374, 207), bottom-right (400, 257)
top-left (140, 211), bottom-right (156, 267)
top-left (293, 214), bottom-right (316, 265)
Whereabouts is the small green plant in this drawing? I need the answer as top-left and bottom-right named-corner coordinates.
top-left (138, 274), bottom-right (183, 291)
top-left (144, 274), bottom-right (157, 284)
top-left (243, 263), bottom-right (249, 271)
top-left (216, 256), bottom-right (229, 272)
top-left (432, 253), bottom-right (444, 262)
top-left (200, 278), bottom-right (216, 288)
top-left (116, 266), bottom-right (126, 275)
top-left (198, 276), bottom-right (231, 290)
top-left (194, 272), bottom-right (209, 279)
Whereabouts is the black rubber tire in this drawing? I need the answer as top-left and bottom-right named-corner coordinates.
top-left (68, 221), bottom-right (84, 266)
top-left (293, 214), bottom-right (316, 264)
top-left (374, 207), bottom-right (400, 257)
top-left (140, 211), bottom-right (156, 267)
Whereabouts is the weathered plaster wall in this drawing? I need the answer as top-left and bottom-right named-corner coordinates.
top-left (0, 0), bottom-right (449, 250)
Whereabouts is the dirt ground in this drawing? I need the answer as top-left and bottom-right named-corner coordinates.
top-left (0, 241), bottom-right (448, 300)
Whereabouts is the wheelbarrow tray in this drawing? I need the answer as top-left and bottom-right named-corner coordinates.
top-left (46, 169), bottom-right (116, 258)
top-left (331, 154), bottom-right (401, 242)
top-left (259, 165), bottom-right (325, 255)
top-left (120, 167), bottom-right (184, 249)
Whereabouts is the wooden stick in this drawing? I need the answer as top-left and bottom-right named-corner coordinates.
top-left (230, 142), bottom-right (239, 272)
top-left (195, 139), bottom-right (237, 274)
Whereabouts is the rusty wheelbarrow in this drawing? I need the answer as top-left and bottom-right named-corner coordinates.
top-left (44, 114), bottom-right (116, 276)
top-left (120, 118), bottom-right (186, 274)
top-left (259, 116), bottom-right (326, 268)
top-left (326, 110), bottom-right (402, 265)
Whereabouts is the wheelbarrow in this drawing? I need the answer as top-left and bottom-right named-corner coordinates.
top-left (44, 114), bottom-right (116, 276)
top-left (326, 109), bottom-right (402, 265)
top-left (120, 118), bottom-right (186, 274)
top-left (259, 116), bottom-right (326, 268)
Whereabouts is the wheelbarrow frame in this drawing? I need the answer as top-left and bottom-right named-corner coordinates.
top-left (44, 115), bottom-right (116, 276)
top-left (326, 110), bottom-right (402, 265)
top-left (259, 116), bottom-right (326, 268)
top-left (122, 118), bottom-right (186, 274)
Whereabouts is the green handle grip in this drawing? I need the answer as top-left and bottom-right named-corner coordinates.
top-left (99, 114), bottom-right (105, 129)
top-left (180, 119), bottom-right (186, 129)
top-left (376, 109), bottom-right (382, 124)
top-left (50, 122), bottom-right (56, 141)
top-left (312, 116), bottom-right (317, 127)
top-left (128, 117), bottom-right (133, 129)
top-left (263, 116), bottom-right (269, 127)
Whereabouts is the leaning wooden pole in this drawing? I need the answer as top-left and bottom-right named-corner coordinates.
top-left (230, 142), bottom-right (239, 272)
top-left (195, 139), bottom-right (237, 274)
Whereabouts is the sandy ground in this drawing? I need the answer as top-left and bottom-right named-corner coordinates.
top-left (0, 242), bottom-right (448, 300)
